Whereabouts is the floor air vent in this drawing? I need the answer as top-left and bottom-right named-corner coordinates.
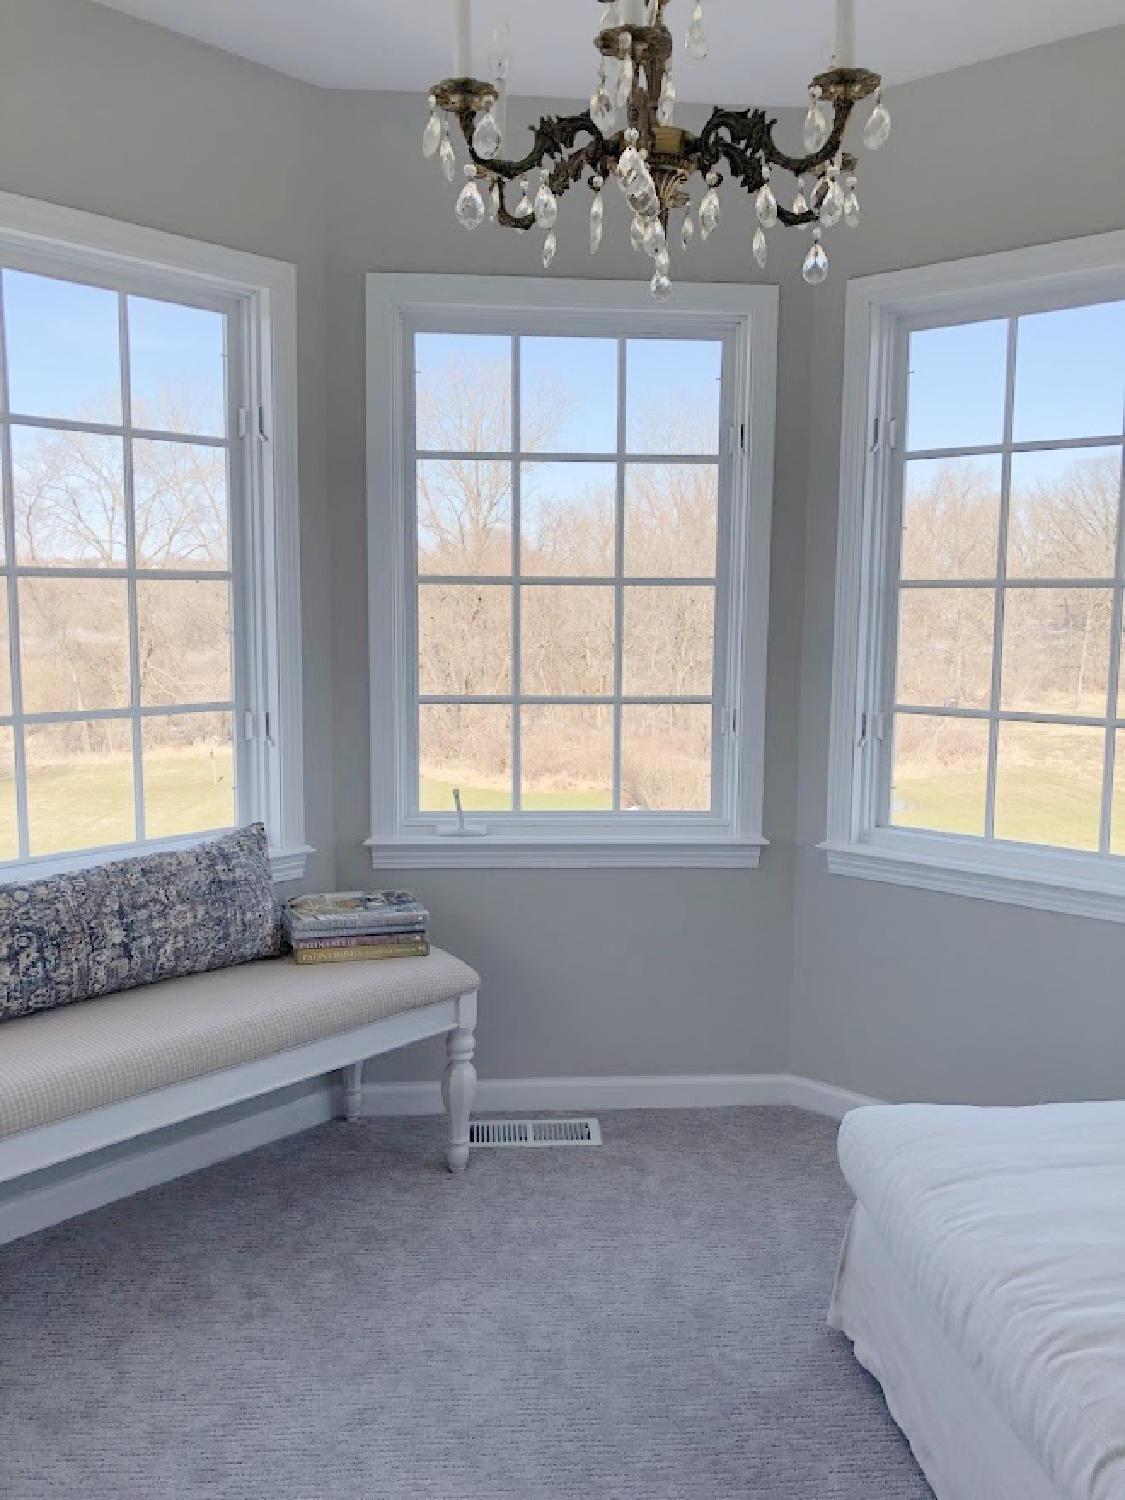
top-left (469, 1118), bottom-right (602, 1148)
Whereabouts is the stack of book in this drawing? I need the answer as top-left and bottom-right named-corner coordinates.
top-left (283, 891), bottom-right (430, 965)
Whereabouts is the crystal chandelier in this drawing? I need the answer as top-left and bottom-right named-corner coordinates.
top-left (422, 0), bottom-right (889, 298)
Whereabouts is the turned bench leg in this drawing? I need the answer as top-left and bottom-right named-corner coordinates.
top-left (342, 1062), bottom-right (364, 1123)
top-left (443, 991), bottom-right (477, 1173)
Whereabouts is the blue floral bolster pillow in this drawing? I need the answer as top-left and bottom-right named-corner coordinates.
top-left (0, 824), bottom-right (283, 1024)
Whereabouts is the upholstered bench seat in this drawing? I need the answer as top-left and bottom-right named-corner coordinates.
top-left (0, 947), bottom-right (480, 1197)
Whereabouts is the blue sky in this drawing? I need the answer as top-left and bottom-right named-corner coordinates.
top-left (2, 270), bottom-right (227, 435)
top-left (908, 302), bottom-right (1125, 459)
top-left (416, 331), bottom-right (722, 480)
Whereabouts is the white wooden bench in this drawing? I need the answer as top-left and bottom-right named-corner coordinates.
top-left (0, 947), bottom-right (480, 1198)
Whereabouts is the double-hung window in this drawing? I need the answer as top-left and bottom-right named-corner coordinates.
top-left (0, 193), bottom-right (306, 881)
top-left (367, 276), bottom-right (778, 867)
top-left (828, 231), bottom-right (1125, 921)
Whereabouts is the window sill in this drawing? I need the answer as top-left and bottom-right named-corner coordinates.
top-left (269, 845), bottom-right (316, 883)
top-left (366, 835), bottom-right (767, 870)
top-left (0, 838), bottom-right (313, 887)
top-left (822, 830), bottom-right (1125, 925)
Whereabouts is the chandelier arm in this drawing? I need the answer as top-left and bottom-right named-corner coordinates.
top-left (688, 112), bottom-right (812, 225)
top-left (548, 142), bottom-right (605, 202)
top-left (493, 179), bottom-right (536, 233)
top-left (695, 108), bottom-right (771, 178)
top-left (452, 106), bottom-right (610, 186)
top-left (762, 99), bottom-right (858, 178)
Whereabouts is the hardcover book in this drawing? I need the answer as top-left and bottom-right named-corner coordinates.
top-left (293, 940), bottom-right (430, 965)
top-left (283, 891), bottom-right (428, 935)
top-left (291, 930), bottom-right (429, 952)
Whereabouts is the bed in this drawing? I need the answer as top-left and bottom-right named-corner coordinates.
top-left (828, 1101), bottom-right (1125, 1500)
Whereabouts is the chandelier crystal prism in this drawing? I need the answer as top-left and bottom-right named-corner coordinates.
top-left (423, 0), bottom-right (888, 298)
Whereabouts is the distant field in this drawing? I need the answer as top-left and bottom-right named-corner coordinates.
top-left (420, 776), bottom-right (612, 814)
top-left (893, 768), bottom-right (1123, 851)
top-left (4, 759), bottom-right (1120, 861)
top-left (0, 746), bottom-right (234, 861)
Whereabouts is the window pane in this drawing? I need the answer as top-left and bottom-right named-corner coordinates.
top-left (521, 705), bottom-right (613, 810)
top-left (521, 463), bottom-right (615, 577)
top-left (418, 584), bottom-right (511, 695)
top-left (12, 427), bottom-right (126, 567)
top-left (621, 704), bottom-right (712, 812)
top-left (1111, 734), bottom-right (1125, 855)
top-left (137, 580), bottom-right (232, 707)
top-left (133, 440), bottom-right (229, 570)
top-left (19, 578), bottom-right (130, 713)
top-left (907, 320), bottom-right (1009, 452)
top-left (623, 586), bottom-right (714, 696)
top-left (128, 297), bottom-right (226, 438)
top-left (626, 340), bottom-right (722, 456)
top-left (0, 727), bottom-right (16, 860)
top-left (994, 722), bottom-right (1104, 850)
top-left (417, 460), bottom-right (511, 576)
top-left (1000, 588), bottom-right (1112, 716)
top-left (415, 333), bottom-right (511, 452)
top-left (520, 337), bottom-right (617, 454)
top-left (1007, 448), bottom-right (1120, 580)
top-left (625, 465), bottom-right (718, 578)
top-left (0, 582), bottom-right (9, 716)
top-left (521, 585), bottom-right (614, 696)
top-left (901, 457), bottom-right (1001, 580)
top-left (419, 705), bottom-right (512, 812)
top-left (4, 271), bottom-right (121, 424)
top-left (896, 587), bottom-right (994, 710)
top-left (26, 719), bottom-right (135, 854)
top-left (890, 713), bottom-right (990, 837)
top-left (1013, 302), bottom-right (1125, 444)
top-left (142, 713), bottom-right (234, 838)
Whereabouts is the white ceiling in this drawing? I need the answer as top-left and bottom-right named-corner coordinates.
top-left (90, 0), bottom-right (1125, 104)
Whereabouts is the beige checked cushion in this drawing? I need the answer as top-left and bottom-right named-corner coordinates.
top-left (0, 948), bottom-right (479, 1140)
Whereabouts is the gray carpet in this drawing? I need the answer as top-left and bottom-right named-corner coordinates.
top-left (0, 1108), bottom-right (932, 1499)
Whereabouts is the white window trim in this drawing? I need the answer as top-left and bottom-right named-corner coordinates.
top-left (0, 192), bottom-right (309, 883)
top-left (826, 227), bottom-right (1125, 923)
top-left (366, 273), bottom-right (778, 870)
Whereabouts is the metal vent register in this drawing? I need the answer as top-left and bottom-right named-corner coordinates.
top-left (469, 1118), bottom-right (602, 1148)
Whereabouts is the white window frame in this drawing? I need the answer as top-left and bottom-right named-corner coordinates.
top-left (366, 274), bottom-right (778, 869)
top-left (826, 228), bottom-right (1125, 923)
top-left (0, 192), bottom-right (309, 883)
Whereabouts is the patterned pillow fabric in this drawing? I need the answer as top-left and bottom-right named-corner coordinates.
top-left (0, 824), bottom-right (282, 1024)
top-left (0, 875), bottom-right (93, 1022)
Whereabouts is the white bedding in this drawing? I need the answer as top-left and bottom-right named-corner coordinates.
top-left (835, 1101), bottom-right (1125, 1500)
top-left (831, 1203), bottom-right (1065, 1500)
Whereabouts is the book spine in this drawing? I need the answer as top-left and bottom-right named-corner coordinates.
top-left (294, 942), bottom-right (430, 965)
top-left (284, 914), bottom-right (428, 937)
top-left (292, 932), bottom-right (428, 952)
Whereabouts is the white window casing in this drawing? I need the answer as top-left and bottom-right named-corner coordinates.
top-left (826, 228), bottom-right (1125, 923)
top-left (0, 192), bottom-right (309, 883)
top-left (366, 275), bottom-right (779, 869)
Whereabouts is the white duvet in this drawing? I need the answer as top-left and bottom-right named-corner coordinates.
top-left (837, 1101), bottom-right (1125, 1500)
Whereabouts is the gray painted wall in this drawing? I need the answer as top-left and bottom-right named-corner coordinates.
top-left (2, 0), bottom-right (1124, 1102)
top-left (789, 29), bottom-right (1125, 1106)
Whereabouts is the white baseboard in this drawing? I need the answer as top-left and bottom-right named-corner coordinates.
top-left (780, 1075), bottom-right (881, 1119)
top-left (0, 1085), bottom-right (336, 1249)
top-left (0, 1071), bottom-right (877, 1248)
top-left (364, 1073), bottom-right (878, 1121)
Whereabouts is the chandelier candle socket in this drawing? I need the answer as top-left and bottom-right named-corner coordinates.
top-left (424, 0), bottom-right (887, 297)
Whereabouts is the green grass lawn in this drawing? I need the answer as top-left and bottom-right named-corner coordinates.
top-left (894, 767), bottom-right (1120, 851)
top-left (420, 776), bottom-right (612, 814)
top-left (0, 747), bottom-right (235, 860)
top-left (3, 757), bottom-right (1119, 862)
